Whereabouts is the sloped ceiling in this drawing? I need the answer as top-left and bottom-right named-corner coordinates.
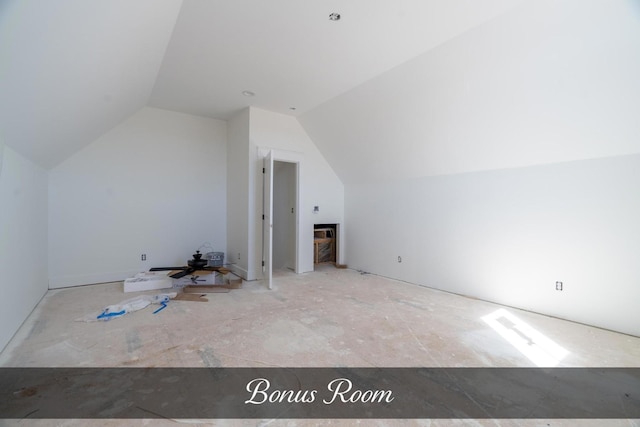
top-left (0, 0), bottom-right (183, 169)
top-left (0, 0), bottom-right (519, 169)
top-left (299, 0), bottom-right (640, 184)
top-left (149, 0), bottom-right (518, 119)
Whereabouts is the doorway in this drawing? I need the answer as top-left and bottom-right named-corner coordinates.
top-left (261, 148), bottom-right (302, 290)
top-left (273, 161), bottom-right (297, 271)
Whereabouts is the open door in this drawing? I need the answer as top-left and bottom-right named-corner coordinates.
top-left (260, 146), bottom-right (303, 287)
top-left (262, 150), bottom-right (274, 289)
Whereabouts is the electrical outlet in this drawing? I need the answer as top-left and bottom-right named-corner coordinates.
top-left (141, 254), bottom-right (147, 261)
top-left (555, 281), bottom-right (563, 291)
top-left (397, 256), bottom-right (402, 263)
top-left (237, 252), bottom-right (241, 261)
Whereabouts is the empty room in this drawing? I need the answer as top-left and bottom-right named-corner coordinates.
top-left (1, 0), bottom-right (639, 424)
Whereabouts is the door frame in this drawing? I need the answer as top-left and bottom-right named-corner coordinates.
top-left (259, 147), bottom-right (303, 289)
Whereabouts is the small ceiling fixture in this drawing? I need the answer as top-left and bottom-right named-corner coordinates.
top-left (329, 13), bottom-right (341, 21)
top-left (289, 107), bottom-right (297, 111)
top-left (241, 90), bottom-right (255, 97)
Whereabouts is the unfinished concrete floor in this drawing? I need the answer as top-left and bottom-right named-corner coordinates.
top-left (1, 265), bottom-right (639, 426)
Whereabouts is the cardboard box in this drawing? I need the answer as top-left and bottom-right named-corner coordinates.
top-left (172, 272), bottom-right (221, 288)
top-left (223, 272), bottom-right (243, 288)
top-left (124, 271), bottom-right (173, 293)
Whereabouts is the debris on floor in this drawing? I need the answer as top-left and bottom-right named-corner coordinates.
top-left (76, 292), bottom-right (177, 322)
top-left (124, 265), bottom-right (242, 294)
top-left (172, 270), bottom-right (218, 287)
top-left (180, 272), bottom-right (243, 293)
top-left (174, 293), bottom-right (209, 302)
top-left (149, 249), bottom-right (227, 279)
top-left (143, 247), bottom-right (238, 289)
top-left (113, 248), bottom-right (243, 314)
top-left (123, 271), bottom-right (173, 293)
top-left (183, 285), bottom-right (229, 294)
top-left (171, 269), bottom-right (241, 289)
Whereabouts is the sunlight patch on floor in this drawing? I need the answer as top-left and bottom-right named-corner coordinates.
top-left (482, 308), bottom-right (569, 367)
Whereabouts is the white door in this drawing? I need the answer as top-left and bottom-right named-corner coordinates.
top-left (263, 150), bottom-right (274, 289)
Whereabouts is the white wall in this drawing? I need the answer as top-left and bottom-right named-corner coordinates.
top-left (226, 108), bottom-right (251, 278)
top-left (48, 107), bottom-right (227, 288)
top-left (249, 108), bottom-right (344, 277)
top-left (346, 154), bottom-right (640, 337)
top-left (0, 146), bottom-right (48, 351)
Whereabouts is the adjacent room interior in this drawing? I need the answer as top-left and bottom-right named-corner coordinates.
top-left (0, 0), bottom-right (639, 422)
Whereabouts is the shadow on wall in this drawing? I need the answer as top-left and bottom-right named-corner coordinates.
top-left (632, 0), bottom-right (640, 20)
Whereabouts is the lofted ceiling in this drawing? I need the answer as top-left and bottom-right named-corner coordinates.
top-left (149, 0), bottom-right (518, 119)
top-left (0, 0), bottom-right (183, 169)
top-left (0, 0), bottom-right (518, 169)
top-left (299, 0), bottom-right (640, 184)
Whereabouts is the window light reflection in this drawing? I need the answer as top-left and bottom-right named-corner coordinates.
top-left (482, 308), bottom-right (569, 367)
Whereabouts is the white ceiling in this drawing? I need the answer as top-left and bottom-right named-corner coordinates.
top-left (299, 0), bottom-right (640, 184)
top-left (1, 0), bottom-right (518, 168)
top-left (0, 0), bottom-right (182, 169)
top-left (149, 0), bottom-right (518, 119)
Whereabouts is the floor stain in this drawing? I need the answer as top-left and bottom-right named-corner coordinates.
top-left (198, 346), bottom-right (221, 367)
top-left (14, 386), bottom-right (38, 398)
top-left (394, 298), bottom-right (429, 311)
top-left (126, 330), bottom-right (142, 353)
top-left (27, 318), bottom-right (47, 339)
top-left (271, 293), bottom-right (288, 303)
top-left (345, 296), bottom-right (374, 307)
